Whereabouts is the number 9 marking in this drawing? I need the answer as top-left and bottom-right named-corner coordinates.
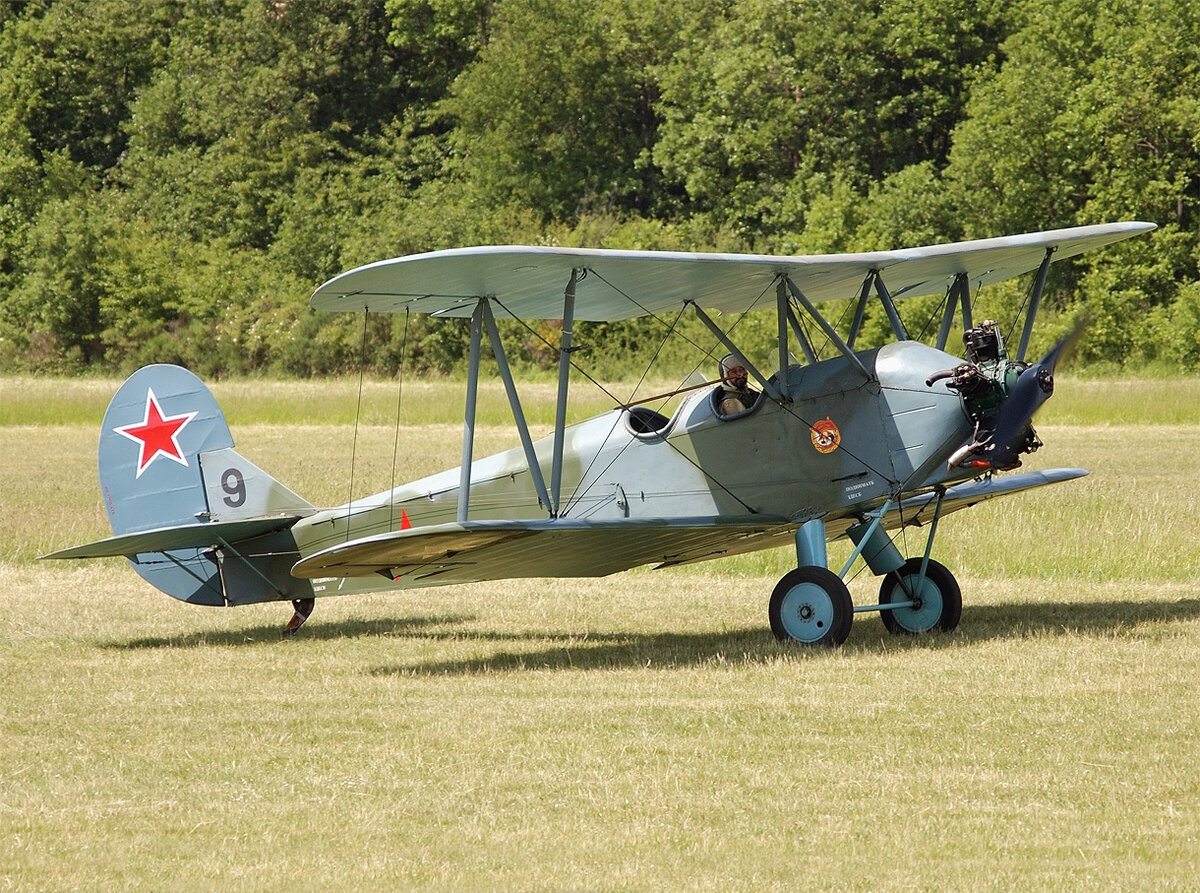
top-left (221, 467), bottom-right (247, 508)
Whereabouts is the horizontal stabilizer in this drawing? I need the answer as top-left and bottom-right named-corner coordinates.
top-left (291, 515), bottom-right (791, 583)
top-left (41, 514), bottom-right (303, 560)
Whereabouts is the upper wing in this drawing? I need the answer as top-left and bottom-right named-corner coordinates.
top-left (310, 222), bottom-right (1155, 321)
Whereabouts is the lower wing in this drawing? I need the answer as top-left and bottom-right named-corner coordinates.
top-left (291, 469), bottom-right (1086, 585)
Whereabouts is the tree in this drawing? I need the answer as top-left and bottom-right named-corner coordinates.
top-left (943, 0), bottom-right (1200, 365)
top-left (653, 0), bottom-right (1012, 239)
top-left (446, 0), bottom-right (678, 221)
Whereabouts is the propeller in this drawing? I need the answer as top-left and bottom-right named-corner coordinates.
top-left (987, 319), bottom-right (1086, 468)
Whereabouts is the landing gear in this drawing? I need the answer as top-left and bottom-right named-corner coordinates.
top-left (879, 558), bottom-right (961, 635)
top-left (282, 597), bottom-right (315, 638)
top-left (769, 566), bottom-right (854, 647)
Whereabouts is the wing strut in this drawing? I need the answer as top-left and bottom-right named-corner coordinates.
top-left (873, 273), bottom-right (910, 341)
top-left (785, 304), bottom-right (818, 364)
top-left (550, 270), bottom-right (579, 516)
top-left (847, 275), bottom-right (873, 347)
top-left (1015, 247), bottom-right (1054, 363)
top-left (481, 299), bottom-right (552, 514)
top-left (456, 271), bottom-right (580, 523)
top-left (936, 274), bottom-right (970, 350)
top-left (782, 275), bottom-right (873, 380)
top-left (775, 279), bottom-right (791, 400)
top-left (457, 301), bottom-right (485, 522)
top-left (959, 273), bottom-right (974, 330)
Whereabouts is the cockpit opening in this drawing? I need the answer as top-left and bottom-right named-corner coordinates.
top-left (624, 406), bottom-right (671, 436)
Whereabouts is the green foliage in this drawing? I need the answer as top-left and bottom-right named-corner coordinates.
top-left (0, 0), bottom-right (177, 175)
top-left (1159, 281), bottom-right (1200, 367)
top-left (653, 0), bottom-right (1011, 238)
top-left (1, 0), bottom-right (1199, 376)
top-left (445, 0), bottom-right (674, 221)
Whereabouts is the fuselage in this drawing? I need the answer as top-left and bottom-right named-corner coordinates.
top-left (293, 341), bottom-right (975, 587)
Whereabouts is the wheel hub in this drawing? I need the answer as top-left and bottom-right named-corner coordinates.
top-left (769, 566), bottom-right (854, 647)
top-left (780, 582), bottom-right (834, 641)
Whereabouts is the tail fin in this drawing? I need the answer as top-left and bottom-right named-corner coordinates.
top-left (55, 364), bottom-right (316, 606)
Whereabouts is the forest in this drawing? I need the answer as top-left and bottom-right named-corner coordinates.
top-left (1, 0), bottom-right (1198, 378)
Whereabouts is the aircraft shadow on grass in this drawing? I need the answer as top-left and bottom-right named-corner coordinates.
top-left (108, 596), bottom-right (1200, 674)
top-left (106, 613), bottom-right (477, 650)
top-left (376, 597), bottom-right (1200, 676)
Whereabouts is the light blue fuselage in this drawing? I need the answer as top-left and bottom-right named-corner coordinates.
top-left (296, 341), bottom-right (974, 573)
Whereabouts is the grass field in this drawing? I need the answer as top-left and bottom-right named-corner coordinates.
top-left (3, 375), bottom-right (1198, 891)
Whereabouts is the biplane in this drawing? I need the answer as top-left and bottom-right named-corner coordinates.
top-left (44, 221), bottom-right (1155, 646)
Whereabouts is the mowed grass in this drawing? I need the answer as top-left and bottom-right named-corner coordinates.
top-left (2, 375), bottom-right (1199, 890)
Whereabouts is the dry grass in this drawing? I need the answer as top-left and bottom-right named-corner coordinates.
top-left (2, 376), bottom-right (1199, 891)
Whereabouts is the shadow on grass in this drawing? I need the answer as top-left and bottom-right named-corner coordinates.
top-left (370, 626), bottom-right (777, 676)
top-left (103, 596), bottom-right (1200, 671)
top-left (371, 596), bottom-right (1200, 676)
top-left (954, 597), bottom-right (1200, 642)
top-left (105, 612), bottom-right (477, 650)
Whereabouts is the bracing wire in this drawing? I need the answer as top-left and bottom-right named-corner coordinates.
top-left (388, 307), bottom-right (411, 529)
top-left (490, 296), bottom-right (625, 407)
top-left (913, 282), bottom-right (955, 345)
top-left (1006, 273), bottom-right (1037, 349)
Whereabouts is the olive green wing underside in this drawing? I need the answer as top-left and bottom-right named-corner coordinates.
top-left (292, 516), bottom-right (795, 583)
top-left (290, 468), bottom-right (1085, 585)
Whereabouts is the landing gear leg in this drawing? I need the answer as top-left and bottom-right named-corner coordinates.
top-left (282, 598), bottom-right (315, 638)
top-left (769, 494), bottom-right (965, 646)
top-left (872, 490), bottom-right (961, 635)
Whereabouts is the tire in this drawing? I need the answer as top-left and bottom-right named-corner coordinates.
top-left (769, 566), bottom-right (854, 646)
top-left (879, 558), bottom-right (962, 634)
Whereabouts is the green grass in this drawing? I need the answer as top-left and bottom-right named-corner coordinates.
top-left (3, 376), bottom-right (1199, 890)
top-left (0, 374), bottom-right (674, 428)
top-left (6, 373), bottom-right (1198, 427)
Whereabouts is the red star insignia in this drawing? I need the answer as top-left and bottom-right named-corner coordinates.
top-left (113, 388), bottom-right (199, 478)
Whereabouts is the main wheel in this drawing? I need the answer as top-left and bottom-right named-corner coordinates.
top-left (769, 566), bottom-right (854, 646)
top-left (879, 557), bottom-right (962, 634)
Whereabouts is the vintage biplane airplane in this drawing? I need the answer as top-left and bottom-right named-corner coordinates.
top-left (44, 221), bottom-right (1155, 645)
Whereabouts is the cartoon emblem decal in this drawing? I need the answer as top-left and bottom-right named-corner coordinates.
top-left (810, 417), bottom-right (841, 454)
top-left (112, 388), bottom-right (198, 478)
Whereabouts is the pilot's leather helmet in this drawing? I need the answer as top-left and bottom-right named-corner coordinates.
top-left (719, 353), bottom-right (744, 382)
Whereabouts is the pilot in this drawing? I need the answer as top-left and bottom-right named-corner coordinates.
top-left (717, 353), bottom-right (756, 415)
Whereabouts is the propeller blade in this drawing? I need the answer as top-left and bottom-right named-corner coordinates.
top-left (989, 320), bottom-right (1085, 467)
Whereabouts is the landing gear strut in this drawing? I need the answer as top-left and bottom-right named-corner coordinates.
top-left (282, 598), bottom-right (314, 638)
top-left (770, 502), bottom-right (962, 647)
